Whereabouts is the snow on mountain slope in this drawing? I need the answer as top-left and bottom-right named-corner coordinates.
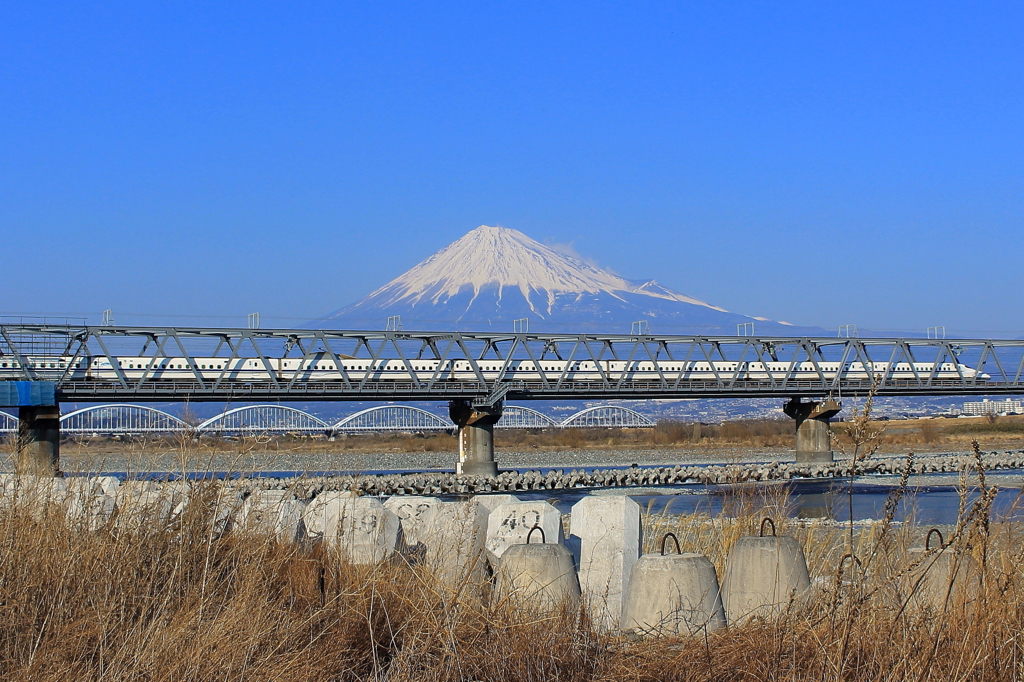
top-left (352, 225), bottom-right (725, 313)
top-left (316, 225), bottom-right (815, 334)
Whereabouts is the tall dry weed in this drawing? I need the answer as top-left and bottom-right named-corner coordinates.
top-left (3, 450), bottom-right (1024, 680)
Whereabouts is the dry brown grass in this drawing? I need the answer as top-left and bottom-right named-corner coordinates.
top-left (3, 443), bottom-right (1024, 681)
top-left (0, 486), bottom-right (602, 681)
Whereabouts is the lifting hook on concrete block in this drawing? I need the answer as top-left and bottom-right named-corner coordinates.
top-left (926, 528), bottom-right (944, 551)
top-left (759, 517), bottom-right (777, 537)
top-left (834, 553), bottom-right (864, 591)
top-left (837, 552), bottom-right (863, 572)
top-left (660, 532), bottom-right (681, 556)
top-left (526, 525), bottom-right (546, 545)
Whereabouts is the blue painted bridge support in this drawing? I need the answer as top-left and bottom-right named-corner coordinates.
top-left (0, 382), bottom-right (60, 476)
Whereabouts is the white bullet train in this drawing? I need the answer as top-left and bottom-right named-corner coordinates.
top-left (0, 356), bottom-right (989, 382)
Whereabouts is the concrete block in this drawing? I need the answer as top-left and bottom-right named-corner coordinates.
top-left (721, 532), bottom-right (810, 624)
top-left (114, 481), bottom-right (158, 509)
top-left (95, 476), bottom-right (121, 497)
top-left (208, 486), bottom-right (244, 536)
top-left (472, 494), bottom-right (520, 514)
top-left (163, 480), bottom-right (193, 507)
top-left (114, 491), bottom-right (175, 531)
top-left (569, 496), bottom-right (641, 632)
top-left (622, 550), bottom-right (726, 635)
top-left (58, 479), bottom-right (117, 530)
top-left (116, 479), bottom-right (189, 502)
top-left (65, 493), bottom-right (117, 531)
top-left (303, 494), bottom-right (399, 564)
top-left (236, 489), bottom-right (308, 542)
top-left (111, 481), bottom-right (194, 531)
top-left (419, 500), bottom-right (491, 587)
top-left (485, 501), bottom-right (563, 561)
top-left (0, 473), bottom-right (66, 495)
top-left (904, 536), bottom-right (981, 612)
top-left (384, 496), bottom-right (443, 548)
top-left (0, 475), bottom-right (116, 530)
top-left (302, 490), bottom-right (357, 537)
top-left (1, 475), bottom-right (68, 517)
top-left (497, 542), bottom-right (581, 611)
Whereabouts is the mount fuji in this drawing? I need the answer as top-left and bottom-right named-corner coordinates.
top-left (316, 225), bottom-right (823, 335)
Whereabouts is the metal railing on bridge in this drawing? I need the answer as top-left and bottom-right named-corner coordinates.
top-left (0, 403), bottom-right (657, 436)
top-left (1, 324), bottom-right (1023, 402)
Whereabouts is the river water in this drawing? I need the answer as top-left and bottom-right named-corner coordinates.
top-left (510, 476), bottom-right (1024, 525)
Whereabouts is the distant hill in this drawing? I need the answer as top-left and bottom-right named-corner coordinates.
top-left (315, 225), bottom-right (828, 335)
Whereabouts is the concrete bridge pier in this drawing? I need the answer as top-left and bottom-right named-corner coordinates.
top-left (449, 399), bottom-right (503, 476)
top-left (16, 405), bottom-right (61, 476)
top-left (783, 398), bottom-right (841, 463)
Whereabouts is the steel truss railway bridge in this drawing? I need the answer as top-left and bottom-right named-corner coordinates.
top-left (2, 324), bottom-right (1023, 475)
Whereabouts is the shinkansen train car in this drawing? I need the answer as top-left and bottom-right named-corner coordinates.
top-left (0, 355), bottom-right (989, 383)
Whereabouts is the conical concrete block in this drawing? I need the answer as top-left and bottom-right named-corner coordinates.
top-left (721, 523), bottom-right (809, 624)
top-left (904, 530), bottom-right (981, 613)
top-left (622, 547), bottom-right (726, 636)
top-left (497, 541), bottom-right (581, 612)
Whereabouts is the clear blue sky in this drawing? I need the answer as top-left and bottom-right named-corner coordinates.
top-left (2, 2), bottom-right (1022, 335)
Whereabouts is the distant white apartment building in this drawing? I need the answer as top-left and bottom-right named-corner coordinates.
top-left (962, 398), bottom-right (1024, 416)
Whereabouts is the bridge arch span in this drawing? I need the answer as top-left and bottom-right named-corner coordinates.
top-left (496, 405), bottom-right (558, 429)
top-left (197, 406), bottom-right (329, 434)
top-left (0, 411), bottom-right (16, 434)
top-left (560, 406), bottom-right (656, 429)
top-left (332, 405), bottom-right (451, 433)
top-left (61, 404), bottom-right (189, 435)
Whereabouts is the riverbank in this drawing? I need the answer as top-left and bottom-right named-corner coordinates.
top-left (10, 414), bottom-right (1018, 474)
top-left (0, 463), bottom-right (1017, 681)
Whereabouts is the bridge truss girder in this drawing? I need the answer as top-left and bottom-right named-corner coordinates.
top-left (1, 324), bottom-right (1022, 402)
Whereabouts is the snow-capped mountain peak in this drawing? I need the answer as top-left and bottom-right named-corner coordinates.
top-left (317, 224), bottom-right (812, 334)
top-left (356, 225), bottom-right (724, 316)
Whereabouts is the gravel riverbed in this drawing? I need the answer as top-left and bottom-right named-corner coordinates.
top-left (47, 447), bottom-right (795, 475)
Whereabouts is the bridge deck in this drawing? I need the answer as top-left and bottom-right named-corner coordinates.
top-left (1, 325), bottom-right (1022, 402)
top-left (46, 379), bottom-right (1024, 402)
